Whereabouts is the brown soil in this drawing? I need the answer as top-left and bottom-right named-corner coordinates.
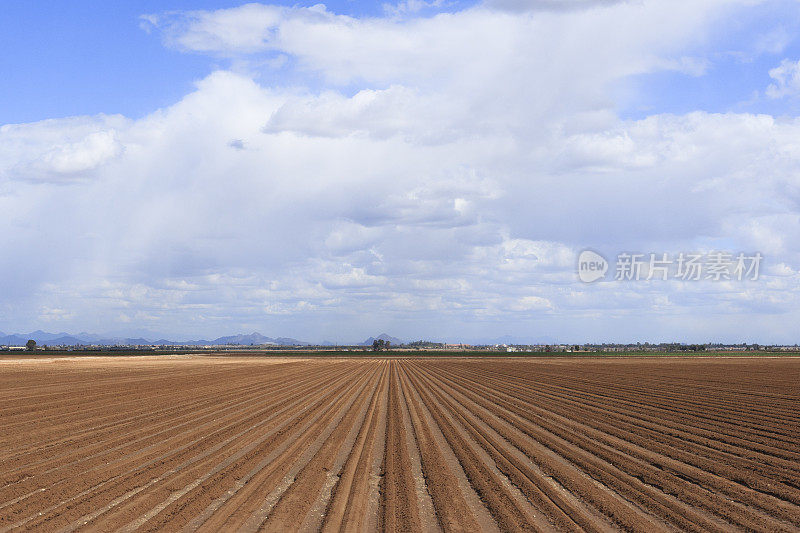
top-left (0, 355), bottom-right (798, 531)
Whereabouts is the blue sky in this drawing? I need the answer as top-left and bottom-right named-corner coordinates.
top-left (4, 0), bottom-right (800, 344)
top-left (5, 0), bottom-right (800, 124)
top-left (620, 0), bottom-right (800, 118)
top-left (2, 1), bottom-right (207, 123)
top-left (0, 0), bottom-right (477, 123)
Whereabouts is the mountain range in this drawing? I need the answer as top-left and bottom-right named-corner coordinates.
top-left (0, 330), bottom-right (414, 347)
top-left (0, 330), bottom-right (312, 347)
top-left (360, 333), bottom-right (405, 346)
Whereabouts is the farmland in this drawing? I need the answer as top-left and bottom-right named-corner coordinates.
top-left (0, 355), bottom-right (798, 531)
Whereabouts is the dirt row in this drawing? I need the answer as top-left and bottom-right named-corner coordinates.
top-left (0, 355), bottom-right (798, 531)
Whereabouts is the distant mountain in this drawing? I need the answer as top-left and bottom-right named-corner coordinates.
top-left (46, 336), bottom-right (87, 346)
top-left (76, 332), bottom-right (106, 343)
top-left (29, 330), bottom-right (73, 342)
top-left (272, 337), bottom-right (310, 346)
top-left (0, 330), bottom-right (310, 347)
top-left (0, 331), bottom-right (78, 345)
top-left (152, 338), bottom-right (210, 346)
top-left (99, 338), bottom-right (153, 346)
top-left (212, 332), bottom-right (277, 346)
top-left (210, 333), bottom-right (310, 346)
top-left (361, 333), bottom-right (405, 346)
top-left (0, 335), bottom-right (29, 346)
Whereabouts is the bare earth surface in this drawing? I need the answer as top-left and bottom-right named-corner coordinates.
top-left (0, 355), bottom-right (798, 532)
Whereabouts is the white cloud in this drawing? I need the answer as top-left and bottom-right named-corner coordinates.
top-left (145, 1), bottom-right (738, 91)
top-left (485, 0), bottom-right (627, 10)
top-left (7, 0), bottom-right (800, 343)
top-left (41, 131), bottom-right (123, 175)
top-left (263, 85), bottom-right (458, 143)
top-left (38, 307), bottom-right (74, 322)
top-left (766, 58), bottom-right (800, 98)
top-left (508, 296), bottom-right (553, 312)
top-left (383, 0), bottom-right (446, 17)
top-left (142, 4), bottom-right (299, 55)
top-left (752, 26), bottom-right (792, 56)
top-left (0, 115), bottom-right (128, 182)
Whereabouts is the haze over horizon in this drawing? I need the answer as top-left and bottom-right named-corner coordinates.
top-left (4, 1), bottom-right (800, 344)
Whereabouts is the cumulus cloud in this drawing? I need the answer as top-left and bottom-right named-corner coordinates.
top-left (484, 0), bottom-right (628, 12)
top-left (766, 58), bottom-right (800, 98)
top-left (383, 0), bottom-right (446, 17)
top-left (141, 4), bottom-right (299, 55)
top-left (0, 115), bottom-right (127, 182)
top-left (5, 0), bottom-right (800, 343)
top-left (263, 85), bottom-right (460, 143)
top-left (144, 1), bottom-right (736, 90)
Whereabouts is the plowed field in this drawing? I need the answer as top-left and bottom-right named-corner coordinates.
top-left (1, 355), bottom-right (798, 531)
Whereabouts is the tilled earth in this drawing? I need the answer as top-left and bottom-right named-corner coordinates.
top-left (0, 354), bottom-right (798, 532)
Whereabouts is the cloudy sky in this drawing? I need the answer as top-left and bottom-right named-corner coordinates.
top-left (3, 0), bottom-right (800, 344)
